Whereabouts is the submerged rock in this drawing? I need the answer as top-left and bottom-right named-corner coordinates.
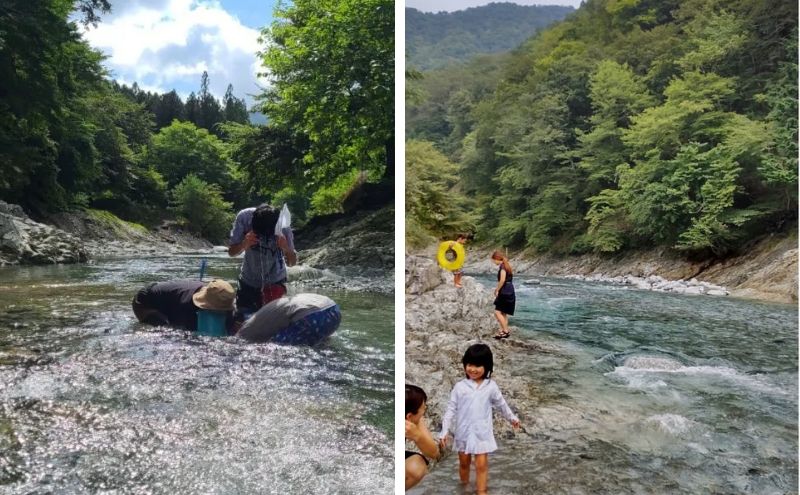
top-left (563, 273), bottom-right (730, 297)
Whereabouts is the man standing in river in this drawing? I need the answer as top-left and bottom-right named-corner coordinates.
top-left (228, 204), bottom-right (297, 321)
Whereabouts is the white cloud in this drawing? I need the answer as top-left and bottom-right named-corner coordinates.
top-left (81, 0), bottom-right (263, 105)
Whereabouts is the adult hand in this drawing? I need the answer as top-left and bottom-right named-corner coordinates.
top-left (244, 231), bottom-right (259, 249)
top-left (276, 234), bottom-right (290, 252)
top-left (493, 289), bottom-right (499, 298)
top-left (438, 435), bottom-right (449, 450)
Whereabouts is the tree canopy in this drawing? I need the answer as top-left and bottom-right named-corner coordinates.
top-left (258, 0), bottom-right (394, 212)
top-left (407, 0), bottom-right (798, 257)
top-left (406, 3), bottom-right (573, 70)
top-left (0, 0), bottom-right (256, 236)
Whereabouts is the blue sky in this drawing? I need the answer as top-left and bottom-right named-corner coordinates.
top-left (80, 0), bottom-right (276, 109)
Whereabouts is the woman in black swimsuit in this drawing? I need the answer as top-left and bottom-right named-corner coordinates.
top-left (491, 250), bottom-right (515, 339)
top-left (405, 384), bottom-right (439, 490)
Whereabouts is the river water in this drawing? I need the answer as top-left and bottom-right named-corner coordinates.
top-left (414, 276), bottom-right (797, 495)
top-left (0, 252), bottom-right (394, 494)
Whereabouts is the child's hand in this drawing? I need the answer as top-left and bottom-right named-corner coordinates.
top-left (511, 419), bottom-right (520, 430)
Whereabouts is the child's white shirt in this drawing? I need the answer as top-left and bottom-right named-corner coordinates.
top-left (439, 378), bottom-right (518, 454)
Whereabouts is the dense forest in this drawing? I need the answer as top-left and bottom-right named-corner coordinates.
top-left (407, 0), bottom-right (798, 258)
top-left (0, 0), bottom-right (393, 242)
top-left (406, 3), bottom-right (573, 71)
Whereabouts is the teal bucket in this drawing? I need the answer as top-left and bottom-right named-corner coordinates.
top-left (196, 310), bottom-right (227, 337)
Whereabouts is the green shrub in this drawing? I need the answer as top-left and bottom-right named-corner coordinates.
top-left (170, 175), bottom-right (234, 243)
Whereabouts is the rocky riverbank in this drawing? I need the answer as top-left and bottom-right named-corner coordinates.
top-left (1, 199), bottom-right (394, 272)
top-left (418, 233), bottom-right (797, 304)
top-left (405, 255), bottom-right (561, 460)
top-left (0, 201), bottom-right (87, 265)
top-left (294, 205), bottom-right (394, 272)
top-left (0, 200), bottom-right (214, 266)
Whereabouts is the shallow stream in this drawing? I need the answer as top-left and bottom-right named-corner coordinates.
top-left (0, 253), bottom-right (394, 494)
top-left (414, 276), bottom-right (797, 494)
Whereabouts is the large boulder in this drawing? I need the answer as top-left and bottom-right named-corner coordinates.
top-left (0, 201), bottom-right (87, 265)
top-left (296, 206), bottom-right (394, 271)
top-left (405, 255), bottom-right (557, 443)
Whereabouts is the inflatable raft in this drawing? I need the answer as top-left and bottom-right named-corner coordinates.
top-left (237, 293), bottom-right (341, 345)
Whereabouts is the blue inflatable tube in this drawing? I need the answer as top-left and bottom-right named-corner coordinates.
top-left (237, 293), bottom-right (341, 346)
top-left (271, 304), bottom-right (341, 345)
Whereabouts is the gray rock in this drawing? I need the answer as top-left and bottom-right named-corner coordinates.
top-left (405, 255), bottom-right (563, 457)
top-left (0, 201), bottom-right (87, 265)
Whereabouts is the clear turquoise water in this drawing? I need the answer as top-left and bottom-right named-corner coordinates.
top-left (0, 253), bottom-right (394, 493)
top-left (416, 276), bottom-right (797, 494)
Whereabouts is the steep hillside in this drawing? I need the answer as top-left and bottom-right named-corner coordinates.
top-left (406, 3), bottom-right (573, 70)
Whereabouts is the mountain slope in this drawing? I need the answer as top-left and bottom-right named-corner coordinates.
top-left (406, 2), bottom-right (574, 70)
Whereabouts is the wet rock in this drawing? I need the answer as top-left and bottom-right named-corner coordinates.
top-left (0, 201), bottom-right (87, 266)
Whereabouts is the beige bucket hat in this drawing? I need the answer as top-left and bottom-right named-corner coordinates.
top-left (193, 279), bottom-right (235, 311)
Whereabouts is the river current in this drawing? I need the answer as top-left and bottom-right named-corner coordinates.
top-left (0, 252), bottom-right (394, 494)
top-left (413, 276), bottom-right (797, 494)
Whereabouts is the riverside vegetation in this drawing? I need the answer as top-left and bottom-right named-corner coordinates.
top-left (406, 0), bottom-right (797, 277)
top-left (1, 0), bottom-right (393, 252)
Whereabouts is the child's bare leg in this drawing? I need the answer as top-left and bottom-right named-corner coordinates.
top-left (454, 272), bottom-right (462, 287)
top-left (475, 453), bottom-right (489, 494)
top-left (457, 452), bottom-right (471, 484)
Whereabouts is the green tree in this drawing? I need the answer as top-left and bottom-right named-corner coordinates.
top-left (153, 90), bottom-right (185, 129)
top-left (185, 92), bottom-right (199, 126)
top-left (170, 174), bottom-right (233, 242)
top-left (406, 140), bottom-right (473, 246)
top-left (144, 120), bottom-right (232, 189)
top-left (0, 0), bottom-right (108, 212)
top-left (259, 0), bottom-right (394, 192)
top-left (197, 71), bottom-right (223, 133)
top-left (223, 84), bottom-right (249, 124)
top-left (577, 60), bottom-right (654, 190)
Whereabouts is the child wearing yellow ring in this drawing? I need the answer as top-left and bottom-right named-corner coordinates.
top-left (451, 233), bottom-right (470, 287)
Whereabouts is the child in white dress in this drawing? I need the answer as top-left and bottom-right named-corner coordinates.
top-left (439, 343), bottom-right (520, 494)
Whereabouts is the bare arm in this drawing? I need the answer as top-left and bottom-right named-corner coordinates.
top-left (277, 235), bottom-right (297, 266)
top-left (494, 268), bottom-right (506, 296)
top-left (406, 418), bottom-right (439, 459)
top-left (228, 231), bottom-right (258, 257)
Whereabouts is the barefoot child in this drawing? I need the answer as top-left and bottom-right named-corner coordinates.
top-left (450, 233), bottom-right (470, 288)
top-left (439, 344), bottom-right (520, 495)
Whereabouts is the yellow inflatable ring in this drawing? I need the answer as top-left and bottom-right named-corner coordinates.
top-left (437, 241), bottom-right (466, 271)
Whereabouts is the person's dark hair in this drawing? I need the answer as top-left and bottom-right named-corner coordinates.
top-left (251, 204), bottom-right (280, 237)
top-left (456, 232), bottom-right (474, 241)
top-left (406, 384), bottom-right (428, 416)
top-left (462, 343), bottom-right (493, 379)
